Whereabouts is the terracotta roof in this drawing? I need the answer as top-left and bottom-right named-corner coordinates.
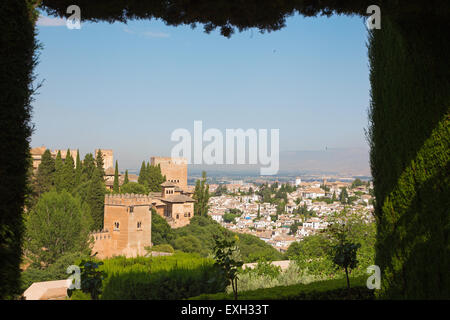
top-left (161, 181), bottom-right (177, 187)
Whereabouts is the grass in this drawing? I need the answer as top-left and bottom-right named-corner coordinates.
top-left (189, 276), bottom-right (374, 300)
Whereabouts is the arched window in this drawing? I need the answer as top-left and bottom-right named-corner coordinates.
top-left (137, 221), bottom-right (142, 229)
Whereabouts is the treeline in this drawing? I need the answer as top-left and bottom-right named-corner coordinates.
top-left (135, 161), bottom-right (165, 193)
top-left (31, 149), bottom-right (107, 230)
top-left (21, 149), bottom-right (109, 291)
top-left (285, 210), bottom-right (376, 280)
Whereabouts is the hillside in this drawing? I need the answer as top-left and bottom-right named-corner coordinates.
top-left (152, 214), bottom-right (284, 263)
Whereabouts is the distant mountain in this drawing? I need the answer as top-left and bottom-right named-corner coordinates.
top-left (279, 148), bottom-right (370, 176)
top-left (188, 147), bottom-right (371, 177)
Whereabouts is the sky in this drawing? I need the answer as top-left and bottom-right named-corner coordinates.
top-left (32, 12), bottom-right (371, 171)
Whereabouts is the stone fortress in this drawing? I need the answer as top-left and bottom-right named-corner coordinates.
top-left (31, 147), bottom-right (195, 259)
top-left (91, 157), bottom-right (194, 259)
top-left (30, 146), bottom-right (114, 172)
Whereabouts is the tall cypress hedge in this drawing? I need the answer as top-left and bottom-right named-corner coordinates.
top-left (0, 0), bottom-right (38, 299)
top-left (368, 16), bottom-right (450, 299)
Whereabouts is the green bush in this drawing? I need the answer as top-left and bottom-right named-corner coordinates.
top-left (189, 276), bottom-right (374, 300)
top-left (20, 251), bottom-right (89, 293)
top-left (150, 244), bottom-right (174, 253)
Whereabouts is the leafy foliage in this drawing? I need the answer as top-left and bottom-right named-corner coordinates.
top-left (86, 168), bottom-right (106, 230)
top-left (24, 191), bottom-right (92, 267)
top-left (213, 236), bottom-right (243, 300)
top-left (68, 260), bottom-right (106, 300)
top-left (152, 214), bottom-right (283, 262)
top-left (193, 171), bottom-right (210, 217)
top-left (120, 182), bottom-right (148, 195)
top-left (34, 149), bottom-right (55, 195)
top-left (138, 161), bottom-right (165, 192)
top-left (41, 1), bottom-right (450, 39)
top-left (113, 160), bottom-right (119, 193)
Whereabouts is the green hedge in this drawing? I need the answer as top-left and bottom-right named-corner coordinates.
top-left (74, 253), bottom-right (227, 300)
top-left (189, 276), bottom-right (373, 300)
top-left (368, 16), bottom-right (450, 299)
top-left (0, 0), bottom-right (38, 299)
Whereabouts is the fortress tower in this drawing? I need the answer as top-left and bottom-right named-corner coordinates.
top-left (150, 157), bottom-right (188, 191)
top-left (91, 194), bottom-right (152, 259)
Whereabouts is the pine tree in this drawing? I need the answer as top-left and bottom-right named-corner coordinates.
top-left (95, 149), bottom-right (105, 177)
top-left (113, 160), bottom-right (119, 194)
top-left (75, 149), bottom-right (82, 187)
top-left (61, 149), bottom-right (75, 192)
top-left (123, 170), bottom-right (129, 184)
top-left (81, 153), bottom-right (95, 182)
top-left (54, 150), bottom-right (64, 192)
top-left (193, 171), bottom-right (210, 217)
top-left (147, 163), bottom-right (165, 192)
top-left (146, 162), bottom-right (153, 188)
top-left (35, 149), bottom-right (55, 195)
top-left (138, 161), bottom-right (147, 186)
top-left (87, 168), bottom-right (105, 231)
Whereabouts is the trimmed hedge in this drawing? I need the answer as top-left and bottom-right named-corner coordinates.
top-left (368, 16), bottom-right (450, 299)
top-left (189, 276), bottom-right (374, 300)
top-left (0, 0), bottom-right (38, 299)
top-left (80, 253), bottom-right (227, 300)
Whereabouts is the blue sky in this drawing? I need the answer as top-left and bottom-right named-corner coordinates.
top-left (32, 12), bottom-right (371, 171)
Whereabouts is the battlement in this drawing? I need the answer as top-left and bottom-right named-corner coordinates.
top-left (151, 156), bottom-right (188, 165)
top-left (90, 229), bottom-right (111, 241)
top-left (104, 193), bottom-right (155, 205)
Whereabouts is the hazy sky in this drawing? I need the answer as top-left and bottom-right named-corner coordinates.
top-left (32, 12), bottom-right (371, 171)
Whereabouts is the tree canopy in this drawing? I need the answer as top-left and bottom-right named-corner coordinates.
top-left (40, 1), bottom-right (450, 39)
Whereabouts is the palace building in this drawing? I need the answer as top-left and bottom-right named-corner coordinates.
top-left (91, 158), bottom-right (195, 259)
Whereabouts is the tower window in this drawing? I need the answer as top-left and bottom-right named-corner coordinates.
top-left (114, 222), bottom-right (120, 230)
top-left (137, 221), bottom-right (142, 229)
